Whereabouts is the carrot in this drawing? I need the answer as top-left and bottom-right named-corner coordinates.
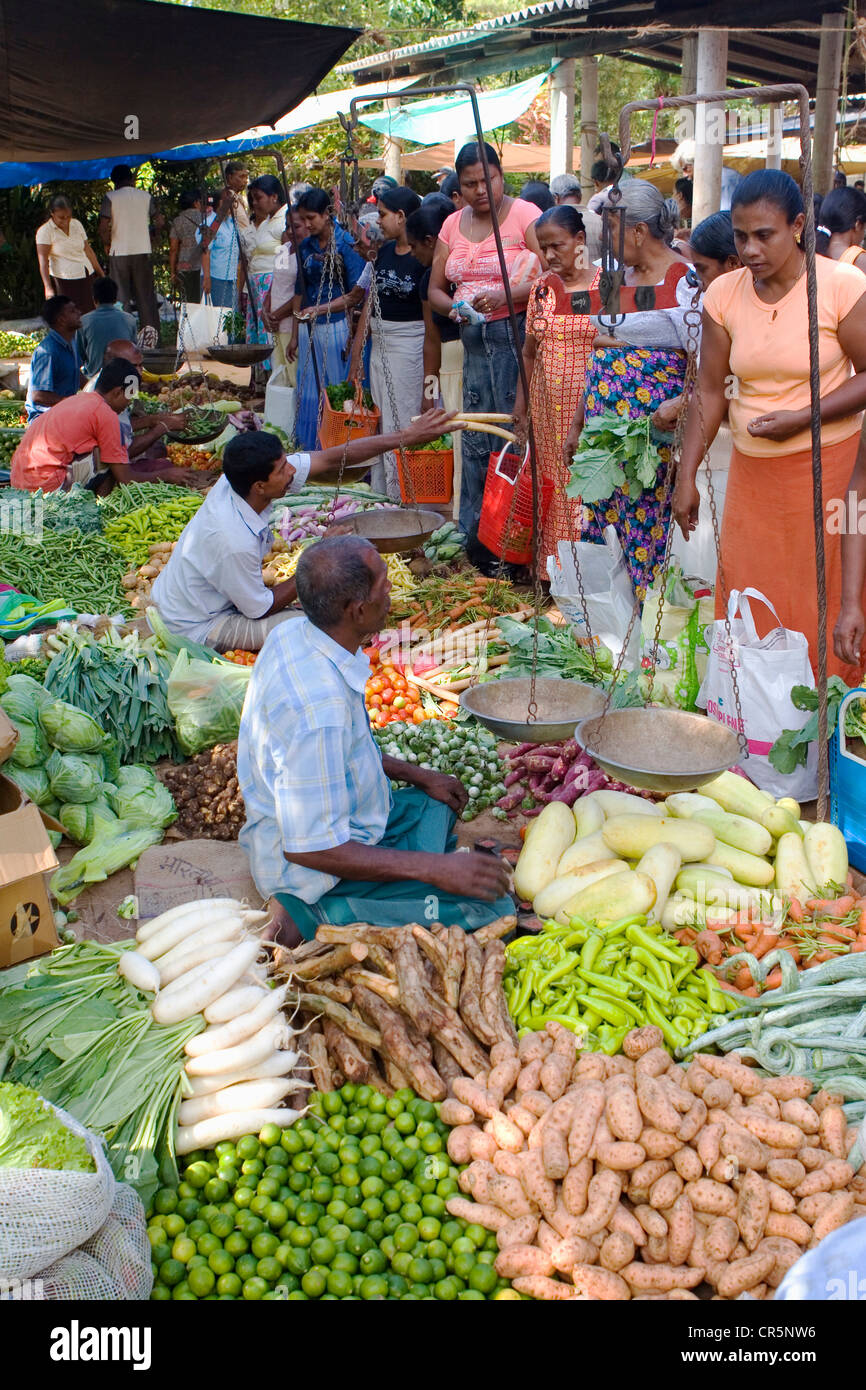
top-left (813, 949), bottom-right (834, 963)
top-left (818, 924), bottom-right (856, 942)
top-left (734, 965), bottom-right (754, 990)
top-left (741, 986), bottom-right (759, 998)
top-left (851, 941), bottom-right (866, 952)
top-left (775, 938), bottom-right (802, 965)
top-left (805, 895), bottom-right (855, 916)
top-left (751, 931), bottom-right (779, 960)
top-left (761, 966), bottom-right (783, 991)
top-left (787, 898), bottom-right (805, 924)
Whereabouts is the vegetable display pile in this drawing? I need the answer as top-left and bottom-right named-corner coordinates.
top-left (325, 382), bottom-right (375, 412)
top-left (0, 328), bottom-right (43, 356)
top-left (684, 953), bottom-right (866, 1108)
top-left (169, 408), bottom-right (226, 441)
top-left (373, 719), bottom-right (506, 820)
top-left (770, 678), bottom-right (866, 773)
top-left (567, 412), bottom-right (662, 505)
top-left (496, 614), bottom-right (617, 687)
top-left (504, 912), bottom-right (737, 1053)
top-left (423, 520), bottom-right (465, 565)
top-left (103, 495), bottom-right (203, 566)
top-left (0, 528), bottom-right (132, 615)
top-left (0, 397), bottom-right (26, 427)
top-left (0, 483), bottom-right (103, 536)
top-left (97, 480), bottom-right (202, 522)
top-left (0, 939), bottom-right (202, 1204)
top-left (274, 916), bottom-right (517, 1100)
top-left (0, 1081), bottom-right (95, 1173)
top-left (390, 572), bottom-right (529, 630)
top-left (498, 740), bottom-right (656, 818)
top-left (167, 443), bottom-right (219, 471)
top-left (121, 541), bottom-right (176, 610)
top-left (146, 1094), bottom-right (512, 1302)
top-left (268, 545), bottom-right (415, 600)
top-left (159, 743), bottom-right (245, 841)
top-left (364, 649), bottom-right (439, 728)
top-left (44, 625), bottom-right (180, 763)
top-left (0, 425), bottom-right (25, 468)
top-left (277, 493), bottom-right (398, 545)
top-left (138, 374), bottom-right (253, 411)
top-left (222, 649), bottom-right (258, 667)
top-left (444, 1021), bottom-right (866, 1300)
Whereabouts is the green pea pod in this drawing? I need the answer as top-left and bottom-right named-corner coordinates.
top-left (625, 924), bottom-right (684, 964)
top-left (575, 966), bottom-right (631, 999)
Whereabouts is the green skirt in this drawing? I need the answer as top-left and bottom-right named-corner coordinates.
top-left (275, 787), bottom-right (514, 939)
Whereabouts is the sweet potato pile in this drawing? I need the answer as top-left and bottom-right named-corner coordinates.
top-left (158, 742), bottom-right (245, 840)
top-left (444, 1023), bottom-right (866, 1300)
top-left (272, 917), bottom-right (517, 1099)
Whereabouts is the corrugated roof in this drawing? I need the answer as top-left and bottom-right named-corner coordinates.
top-left (336, 0), bottom-right (587, 74)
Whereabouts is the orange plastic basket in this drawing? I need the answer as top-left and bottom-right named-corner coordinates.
top-left (318, 392), bottom-right (380, 450)
top-left (396, 448), bottom-right (454, 505)
top-left (477, 445), bottom-right (552, 565)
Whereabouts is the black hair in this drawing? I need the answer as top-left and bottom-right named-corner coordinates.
top-left (48, 194), bottom-right (72, 213)
top-left (420, 191), bottom-right (457, 221)
top-left (731, 169), bottom-right (804, 223)
top-left (815, 186), bottom-right (866, 255)
top-left (221, 431), bottom-right (284, 498)
top-left (455, 141), bottom-right (502, 177)
top-left (590, 158), bottom-right (613, 185)
top-left (96, 358), bottom-right (141, 395)
top-left (406, 201), bottom-right (452, 244)
top-left (296, 187), bottom-right (331, 216)
top-left (674, 177), bottom-right (694, 205)
top-left (519, 180), bottom-right (554, 212)
top-left (296, 536), bottom-right (377, 629)
top-left (248, 174), bottom-right (285, 207)
top-left (92, 276), bottom-right (119, 305)
top-left (440, 172), bottom-right (460, 201)
top-left (178, 190), bottom-right (200, 211)
top-left (689, 211), bottom-right (737, 263)
top-left (536, 205), bottom-right (585, 238)
top-left (377, 186), bottom-right (422, 219)
top-left (42, 295), bottom-right (74, 328)
top-left (110, 164), bottom-right (134, 185)
top-left (225, 161), bottom-right (249, 177)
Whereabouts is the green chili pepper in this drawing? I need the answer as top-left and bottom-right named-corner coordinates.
top-left (536, 951), bottom-right (580, 993)
top-left (629, 945), bottom-right (670, 990)
top-left (625, 924), bottom-right (684, 963)
top-left (511, 963), bottom-right (538, 1020)
top-left (643, 994), bottom-right (690, 1050)
top-left (622, 965), bottom-right (669, 1006)
top-left (580, 932), bottom-right (605, 972)
top-left (575, 967), bottom-right (631, 999)
top-left (597, 1025), bottom-right (629, 1056)
top-left (574, 992), bottom-right (629, 1027)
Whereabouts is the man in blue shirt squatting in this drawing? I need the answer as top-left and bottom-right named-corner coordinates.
top-left (236, 534), bottom-right (513, 946)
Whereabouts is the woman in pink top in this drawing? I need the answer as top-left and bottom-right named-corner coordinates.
top-left (428, 142), bottom-right (541, 540)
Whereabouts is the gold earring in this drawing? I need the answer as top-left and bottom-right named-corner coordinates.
top-left (795, 232), bottom-right (802, 244)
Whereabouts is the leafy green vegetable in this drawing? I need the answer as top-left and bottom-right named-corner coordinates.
top-left (497, 615), bottom-right (614, 683)
top-left (6, 715), bottom-right (49, 768)
top-left (46, 750), bottom-right (99, 804)
top-left (50, 821), bottom-right (164, 905)
top-left (39, 699), bottom-right (107, 753)
top-left (768, 678), bottom-right (850, 775)
top-left (567, 412), bottom-right (662, 504)
top-left (0, 1081), bottom-right (94, 1172)
top-left (326, 381), bottom-right (375, 411)
top-left (0, 642), bottom-right (10, 696)
top-left (110, 766), bottom-right (176, 830)
top-left (3, 762), bottom-right (51, 806)
top-left (12, 657), bottom-right (50, 684)
top-left (1, 685), bottom-right (42, 726)
top-left (4, 673), bottom-right (53, 709)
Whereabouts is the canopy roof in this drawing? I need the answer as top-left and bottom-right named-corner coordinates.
top-left (359, 71), bottom-right (549, 145)
top-left (0, 0), bottom-right (359, 161)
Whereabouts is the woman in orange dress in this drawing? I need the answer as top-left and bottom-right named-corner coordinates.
top-left (512, 206), bottom-right (600, 568)
top-left (673, 170), bottom-right (866, 684)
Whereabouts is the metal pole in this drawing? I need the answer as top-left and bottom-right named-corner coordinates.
top-left (619, 84), bottom-right (829, 816)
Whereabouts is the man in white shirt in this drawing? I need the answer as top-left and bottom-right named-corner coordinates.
top-left (152, 406), bottom-right (458, 652)
top-left (97, 165), bottom-right (160, 335)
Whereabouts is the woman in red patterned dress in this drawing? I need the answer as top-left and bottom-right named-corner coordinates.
top-left (512, 206), bottom-right (601, 567)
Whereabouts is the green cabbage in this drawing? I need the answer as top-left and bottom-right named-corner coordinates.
top-left (0, 1082), bottom-right (95, 1172)
top-left (7, 715), bottom-right (49, 768)
top-left (0, 687), bottom-right (41, 725)
top-left (49, 819), bottom-right (164, 905)
top-left (110, 765), bottom-right (176, 830)
top-left (46, 750), bottom-right (99, 804)
top-left (3, 762), bottom-right (51, 806)
top-left (59, 789), bottom-right (118, 844)
top-left (39, 699), bottom-right (106, 753)
top-left (4, 673), bottom-right (53, 710)
top-left (76, 751), bottom-right (106, 780)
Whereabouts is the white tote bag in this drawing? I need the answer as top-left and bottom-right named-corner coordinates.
top-left (697, 587), bottom-right (817, 800)
top-left (177, 296), bottom-right (229, 354)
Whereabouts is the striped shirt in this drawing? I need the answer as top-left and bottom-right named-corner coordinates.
top-left (237, 617), bottom-right (391, 903)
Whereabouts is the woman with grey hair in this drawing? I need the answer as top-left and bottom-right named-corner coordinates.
top-left (35, 195), bottom-right (103, 309)
top-left (565, 178), bottom-right (693, 598)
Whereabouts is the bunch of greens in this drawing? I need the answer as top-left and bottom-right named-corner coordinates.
top-left (0, 1081), bottom-right (94, 1172)
top-left (567, 412), bottom-right (662, 504)
top-left (496, 615), bottom-right (644, 708)
top-left (10, 656), bottom-right (49, 684)
top-left (326, 381), bottom-right (375, 412)
top-left (768, 678), bottom-right (851, 775)
top-left (0, 941), bottom-right (202, 1203)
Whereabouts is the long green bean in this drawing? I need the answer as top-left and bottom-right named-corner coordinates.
top-left (0, 528), bottom-right (132, 615)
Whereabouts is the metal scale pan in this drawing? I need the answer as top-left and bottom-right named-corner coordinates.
top-left (576, 708), bottom-right (740, 794)
top-left (326, 506), bottom-right (441, 554)
top-left (460, 677), bottom-right (605, 744)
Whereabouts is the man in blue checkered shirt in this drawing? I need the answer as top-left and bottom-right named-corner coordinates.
top-left (238, 534), bottom-right (514, 945)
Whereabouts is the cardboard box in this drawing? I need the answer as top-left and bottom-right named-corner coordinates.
top-left (0, 710), bottom-right (18, 765)
top-left (0, 773), bottom-right (60, 967)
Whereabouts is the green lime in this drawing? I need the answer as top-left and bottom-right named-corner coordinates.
top-left (276, 1274), bottom-right (299, 1293)
top-left (317, 1150), bottom-right (340, 1176)
top-left (403, 1135), bottom-right (421, 1151)
top-left (287, 1290), bottom-right (309, 1300)
top-left (236, 1135), bottom-right (260, 1161)
top-left (366, 1220), bottom-right (386, 1243)
top-left (385, 1096), bottom-right (404, 1118)
top-left (259, 1123), bottom-right (283, 1148)
top-left (343, 1186), bottom-right (362, 1208)
top-left (216, 1164), bottom-right (239, 1186)
top-left (383, 1213), bottom-right (401, 1235)
top-left (154, 1188), bottom-right (178, 1215)
top-left (171, 1235), bottom-right (196, 1264)
top-left (387, 1273), bottom-right (409, 1296)
top-left (151, 1284), bottom-right (171, 1300)
top-left (257, 1256), bottom-right (283, 1283)
top-left (421, 1194), bottom-right (446, 1219)
top-left (418, 1216), bottom-right (441, 1241)
top-left (435, 1277), bottom-right (459, 1300)
top-left (401, 1203), bottom-right (423, 1225)
top-left (365, 1113), bottom-right (388, 1135)
top-left (422, 1134), bottom-right (443, 1155)
top-left (408, 1257), bottom-right (433, 1285)
top-left (429, 1258), bottom-right (447, 1282)
top-left (158, 1258), bottom-right (185, 1287)
top-left (344, 1114), bottom-right (364, 1136)
top-left (380, 1235), bottom-right (396, 1262)
top-left (301, 1268), bottom-right (327, 1298)
top-left (367, 1090), bottom-right (387, 1113)
top-left (458, 1288), bottom-right (485, 1300)
top-left (360, 1274), bottom-right (388, 1300)
top-left (383, 1190), bottom-right (402, 1215)
top-left (468, 1263), bottom-right (498, 1294)
top-left (288, 1173), bottom-right (307, 1194)
top-left (284, 1248), bottom-right (311, 1277)
top-left (224, 1232), bottom-right (249, 1257)
top-left (236, 1253), bottom-right (258, 1282)
top-left (265, 1202), bottom-right (289, 1229)
top-left (239, 1214), bottom-right (264, 1238)
top-left (359, 1247), bottom-right (386, 1276)
top-left (281, 1129), bottom-right (304, 1155)
top-left (439, 1220), bottom-right (462, 1247)
top-left (265, 1145), bottom-right (288, 1167)
top-left (394, 1112), bottom-right (415, 1135)
top-left (177, 1181), bottom-right (198, 1200)
top-left (203, 1177), bottom-right (229, 1203)
top-left (296, 1202), bottom-right (321, 1227)
top-left (381, 1159), bottom-right (403, 1185)
top-left (171, 1283), bottom-right (195, 1300)
top-left (293, 1151), bottom-right (313, 1173)
top-left (346, 1231), bottom-right (373, 1256)
top-left (396, 1147), bottom-right (417, 1171)
top-left (327, 1269), bottom-right (353, 1297)
top-left (311, 1179), bottom-right (334, 1205)
top-left (151, 1242), bottom-right (171, 1266)
top-left (476, 1250), bottom-right (496, 1265)
top-left (196, 1233), bottom-right (220, 1257)
top-left (333, 1251), bottom-right (358, 1274)
top-left (362, 1197), bottom-right (384, 1221)
top-left (252, 1232), bottom-right (279, 1259)
top-left (208, 1249), bottom-right (234, 1277)
top-left (188, 1265), bottom-right (216, 1297)
top-left (394, 1222), bottom-right (417, 1252)
top-left (360, 1176), bottom-right (385, 1200)
top-left (326, 1200), bottom-right (349, 1221)
top-left (233, 1187), bottom-right (254, 1210)
top-left (241, 1275), bottom-right (268, 1300)
top-left (289, 1225), bottom-right (313, 1248)
top-left (409, 1282), bottom-right (429, 1298)
top-left (465, 1224), bottom-right (487, 1247)
top-left (310, 1236), bottom-right (336, 1265)
top-left (343, 1208), bottom-right (367, 1233)
top-left (186, 1219), bottom-right (207, 1240)
top-left (357, 1155), bottom-right (380, 1178)
top-left (242, 1159), bottom-right (265, 1178)
top-left (359, 1134), bottom-right (380, 1157)
top-left (328, 1224), bottom-right (350, 1245)
top-left (427, 1240), bottom-right (447, 1261)
top-left (176, 1198), bottom-right (200, 1223)
top-left (256, 1177), bottom-right (280, 1200)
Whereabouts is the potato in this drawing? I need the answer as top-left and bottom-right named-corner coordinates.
top-left (489, 1110), bottom-right (525, 1154)
top-left (595, 1141), bottom-right (646, 1172)
top-left (766, 1180), bottom-right (796, 1214)
top-left (622, 1026), bottom-right (665, 1061)
top-left (754, 1235), bottom-right (803, 1288)
top-left (511, 1275), bottom-right (577, 1300)
top-left (567, 1082), bottom-right (606, 1164)
top-left (736, 1171), bottom-right (770, 1251)
top-left (764, 1076), bottom-right (812, 1101)
top-left (702, 1078), bottom-right (735, 1109)
top-left (446, 1124), bottom-right (478, 1165)
top-left (717, 1251), bottom-right (776, 1298)
top-left (686, 1179), bottom-right (737, 1217)
top-left (640, 1127), bottom-right (682, 1160)
top-left (599, 1231), bottom-right (636, 1272)
top-left (720, 1126), bottom-right (769, 1172)
top-left (519, 1149), bottom-right (557, 1217)
top-left (572, 1168), bottom-right (623, 1237)
top-left (764, 1212), bottom-right (811, 1243)
top-left (494, 1244), bottom-right (554, 1279)
top-left (606, 1086), bottom-right (643, 1143)
top-left (695, 1053), bottom-right (763, 1096)
top-left (634, 1204), bottom-right (668, 1239)
top-left (667, 1194), bottom-right (696, 1265)
top-left (635, 1047), bottom-right (671, 1078)
top-left (649, 1171), bottom-right (684, 1212)
top-left (636, 1075), bottom-right (681, 1133)
top-left (796, 1192), bottom-right (833, 1224)
top-left (767, 1157), bottom-right (807, 1190)
top-left (445, 1196), bottom-right (509, 1230)
top-left (738, 1109), bottom-right (803, 1151)
top-left (440, 1098), bottom-right (474, 1128)
top-left (548, 1235), bottom-right (599, 1272)
top-left (469, 1131), bottom-right (498, 1162)
top-left (673, 1146), bottom-right (703, 1183)
top-left (621, 1262), bottom-right (704, 1293)
top-left (810, 1191), bottom-right (855, 1243)
top-left (705, 1216), bottom-right (739, 1261)
top-left (819, 1105), bottom-right (848, 1160)
top-left (677, 1098), bottom-right (708, 1144)
top-left (493, 1150), bottom-right (524, 1178)
top-left (628, 1159), bottom-right (673, 1205)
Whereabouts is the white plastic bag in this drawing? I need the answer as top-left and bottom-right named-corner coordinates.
top-left (697, 587), bottom-right (817, 800)
top-left (34, 1184), bottom-right (153, 1301)
top-left (547, 526), bottom-right (639, 668)
top-left (0, 1101), bottom-right (114, 1281)
top-left (264, 380), bottom-right (296, 436)
top-left (177, 296), bottom-right (229, 354)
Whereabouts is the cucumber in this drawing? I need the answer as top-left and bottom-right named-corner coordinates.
top-left (601, 814), bottom-right (715, 863)
top-left (705, 840), bottom-right (775, 888)
top-left (692, 807), bottom-right (773, 857)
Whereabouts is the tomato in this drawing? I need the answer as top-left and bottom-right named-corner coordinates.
top-left (392, 696), bottom-right (406, 710)
top-left (367, 677), bottom-right (385, 695)
top-left (412, 707), bottom-right (426, 724)
top-left (381, 688), bottom-right (395, 705)
top-left (367, 694), bottom-right (383, 710)
top-left (391, 676), bottom-right (407, 693)
top-left (365, 647), bottom-right (380, 665)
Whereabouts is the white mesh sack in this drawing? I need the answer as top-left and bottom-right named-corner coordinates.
top-left (0, 1101), bottom-right (115, 1282)
top-left (35, 1184), bottom-right (153, 1301)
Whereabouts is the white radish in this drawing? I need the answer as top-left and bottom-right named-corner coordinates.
top-left (154, 915), bottom-right (248, 972)
top-left (184, 1019), bottom-right (289, 1076)
top-left (118, 950), bottom-right (161, 994)
top-left (139, 908), bottom-right (266, 962)
top-left (185, 985), bottom-right (288, 1057)
top-left (136, 897), bottom-right (244, 943)
top-left (204, 984), bottom-right (269, 1024)
top-left (184, 1051), bottom-right (300, 1097)
top-left (158, 940), bottom-right (237, 988)
top-left (178, 1077), bottom-right (295, 1125)
top-left (151, 940), bottom-right (261, 1025)
top-left (176, 1109), bottom-right (302, 1155)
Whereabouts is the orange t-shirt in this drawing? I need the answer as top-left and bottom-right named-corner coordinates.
top-left (10, 393), bottom-right (126, 492)
top-left (702, 256), bottom-right (866, 456)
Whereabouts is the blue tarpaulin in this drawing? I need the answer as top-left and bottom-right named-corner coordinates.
top-left (359, 71), bottom-right (550, 147)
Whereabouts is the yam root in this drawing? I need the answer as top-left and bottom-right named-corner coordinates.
top-left (391, 930), bottom-right (434, 1035)
top-left (443, 926), bottom-right (466, 1009)
top-left (307, 1030), bottom-right (333, 1093)
top-left (321, 1019), bottom-right (369, 1084)
top-left (351, 984), bottom-right (445, 1102)
top-left (289, 941), bottom-right (368, 980)
top-left (459, 936), bottom-right (498, 1047)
